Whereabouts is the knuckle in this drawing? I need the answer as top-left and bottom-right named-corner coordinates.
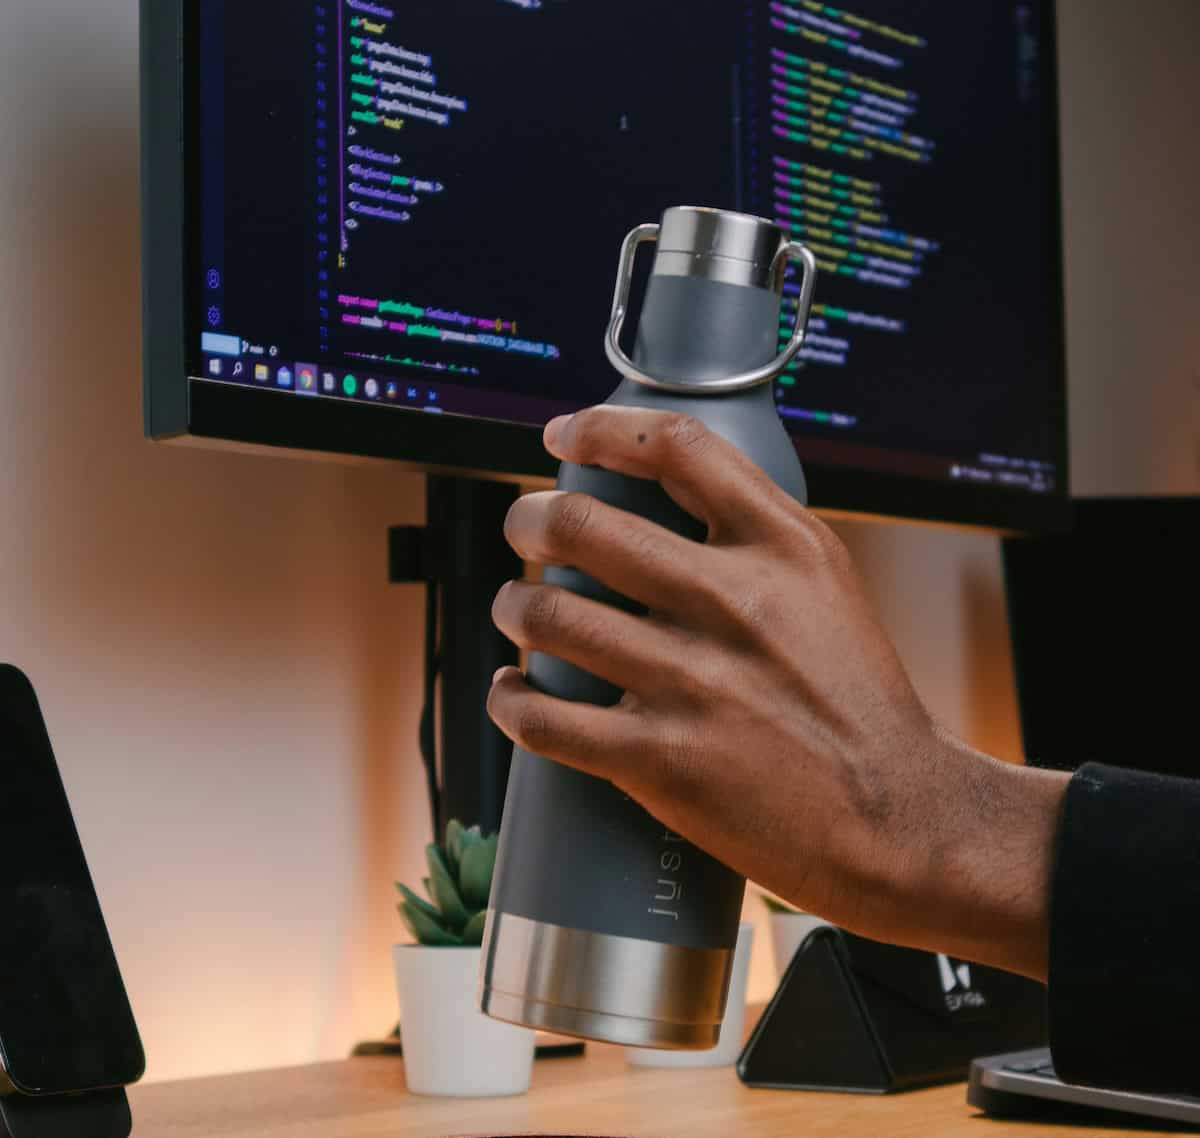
top-left (650, 725), bottom-right (704, 797)
top-left (515, 703), bottom-right (553, 753)
top-left (733, 585), bottom-right (780, 634)
top-left (793, 511), bottom-right (849, 569)
top-left (762, 498), bottom-right (845, 567)
top-left (544, 492), bottom-right (594, 551)
top-left (520, 584), bottom-right (562, 640)
top-left (663, 413), bottom-right (713, 460)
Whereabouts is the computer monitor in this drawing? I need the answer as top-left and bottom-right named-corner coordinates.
top-left (142, 0), bottom-right (1068, 532)
top-left (1003, 498), bottom-right (1199, 779)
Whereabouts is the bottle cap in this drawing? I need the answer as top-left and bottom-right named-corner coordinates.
top-left (652, 207), bottom-right (790, 293)
top-left (605, 208), bottom-right (819, 393)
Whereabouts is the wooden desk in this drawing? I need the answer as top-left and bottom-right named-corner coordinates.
top-left (129, 1047), bottom-right (1163, 1138)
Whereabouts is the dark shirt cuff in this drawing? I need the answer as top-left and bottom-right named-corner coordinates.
top-left (1049, 763), bottom-right (1200, 1095)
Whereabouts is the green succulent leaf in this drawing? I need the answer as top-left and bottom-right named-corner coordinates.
top-left (396, 883), bottom-right (441, 923)
top-left (399, 900), bottom-right (462, 946)
top-left (761, 894), bottom-right (800, 915)
top-left (461, 909), bottom-right (488, 946)
top-left (444, 820), bottom-right (466, 875)
top-left (426, 843), bottom-right (470, 931)
top-left (459, 834), bottom-right (497, 909)
top-left (458, 824), bottom-right (483, 858)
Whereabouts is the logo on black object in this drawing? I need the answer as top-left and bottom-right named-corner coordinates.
top-left (937, 954), bottom-right (986, 1012)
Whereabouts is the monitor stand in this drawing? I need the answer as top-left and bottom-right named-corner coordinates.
top-left (376, 474), bottom-right (587, 1061)
top-left (389, 475), bottom-right (523, 837)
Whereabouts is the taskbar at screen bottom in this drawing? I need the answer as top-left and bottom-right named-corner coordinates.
top-left (198, 351), bottom-right (580, 426)
top-left (797, 436), bottom-right (1059, 498)
top-left (187, 368), bottom-right (1064, 527)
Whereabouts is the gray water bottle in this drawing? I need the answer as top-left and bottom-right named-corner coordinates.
top-left (480, 207), bottom-right (818, 1049)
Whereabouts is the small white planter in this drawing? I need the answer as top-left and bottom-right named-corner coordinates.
top-left (393, 944), bottom-right (535, 1097)
top-left (769, 911), bottom-right (831, 979)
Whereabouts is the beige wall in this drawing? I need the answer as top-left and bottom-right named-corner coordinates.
top-left (1057, 0), bottom-right (1200, 496)
top-left (0, 0), bottom-right (432, 1082)
top-left (1, 0), bottom-right (1195, 1084)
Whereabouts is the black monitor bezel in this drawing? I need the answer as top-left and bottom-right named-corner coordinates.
top-left (143, 0), bottom-right (1071, 535)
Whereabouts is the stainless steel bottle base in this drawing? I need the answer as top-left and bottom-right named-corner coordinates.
top-left (479, 910), bottom-right (733, 1050)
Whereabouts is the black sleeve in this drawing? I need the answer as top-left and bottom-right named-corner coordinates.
top-left (1049, 763), bottom-right (1200, 1095)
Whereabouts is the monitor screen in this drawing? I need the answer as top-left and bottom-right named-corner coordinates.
top-left (144, 0), bottom-right (1068, 531)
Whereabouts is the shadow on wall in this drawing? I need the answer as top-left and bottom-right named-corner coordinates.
top-left (1056, 0), bottom-right (1200, 496)
top-left (826, 517), bottom-right (1022, 764)
top-left (0, 18), bottom-right (429, 1083)
top-left (962, 560), bottom-right (1023, 764)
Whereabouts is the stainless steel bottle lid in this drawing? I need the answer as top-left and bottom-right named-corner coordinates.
top-left (605, 206), bottom-right (820, 394)
top-left (652, 206), bottom-right (790, 293)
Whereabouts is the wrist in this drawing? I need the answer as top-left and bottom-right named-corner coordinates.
top-left (912, 733), bottom-right (1069, 980)
top-left (842, 729), bottom-right (1069, 981)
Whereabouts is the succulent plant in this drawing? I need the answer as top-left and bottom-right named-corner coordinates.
top-left (760, 892), bottom-right (802, 915)
top-left (396, 820), bottom-right (499, 946)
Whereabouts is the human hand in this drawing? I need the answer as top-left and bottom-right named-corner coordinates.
top-left (488, 407), bottom-right (1067, 979)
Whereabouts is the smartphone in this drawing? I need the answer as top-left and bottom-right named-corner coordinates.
top-left (0, 665), bottom-right (145, 1096)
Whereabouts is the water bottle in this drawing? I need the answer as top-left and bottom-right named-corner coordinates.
top-left (480, 207), bottom-right (818, 1049)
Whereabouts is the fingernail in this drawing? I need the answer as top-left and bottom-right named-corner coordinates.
top-left (493, 666), bottom-right (510, 684)
top-left (544, 414), bottom-right (572, 450)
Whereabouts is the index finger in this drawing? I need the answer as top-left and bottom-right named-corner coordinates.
top-left (543, 406), bottom-right (791, 539)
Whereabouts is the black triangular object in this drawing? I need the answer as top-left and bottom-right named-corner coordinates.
top-left (738, 928), bottom-right (892, 1092)
top-left (738, 927), bottom-right (1047, 1094)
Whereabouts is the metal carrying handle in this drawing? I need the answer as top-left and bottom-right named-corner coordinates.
top-left (603, 223), bottom-right (819, 395)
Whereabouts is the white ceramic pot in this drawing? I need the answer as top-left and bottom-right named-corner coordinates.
top-left (769, 911), bottom-right (831, 979)
top-left (626, 922), bottom-right (756, 1068)
top-left (393, 944), bottom-right (536, 1097)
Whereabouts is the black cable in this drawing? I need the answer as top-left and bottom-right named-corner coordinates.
top-left (418, 579), bottom-right (441, 841)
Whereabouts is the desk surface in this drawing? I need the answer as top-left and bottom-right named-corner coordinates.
top-left (129, 1047), bottom-right (1165, 1138)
